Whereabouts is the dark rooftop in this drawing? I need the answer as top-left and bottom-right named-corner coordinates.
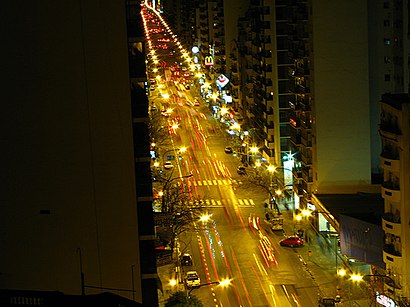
top-left (316, 192), bottom-right (384, 225)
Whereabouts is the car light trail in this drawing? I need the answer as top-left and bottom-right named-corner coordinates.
top-left (253, 253), bottom-right (268, 276)
top-left (248, 260), bottom-right (273, 307)
top-left (229, 247), bottom-right (248, 306)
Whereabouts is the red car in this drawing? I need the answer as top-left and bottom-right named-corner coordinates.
top-left (279, 236), bottom-right (304, 247)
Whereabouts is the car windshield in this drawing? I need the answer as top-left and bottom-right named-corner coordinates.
top-left (187, 274), bottom-right (198, 280)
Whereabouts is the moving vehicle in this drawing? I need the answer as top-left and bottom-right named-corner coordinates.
top-left (181, 253), bottom-right (193, 266)
top-left (237, 165), bottom-right (246, 175)
top-left (224, 146), bottom-right (233, 153)
top-left (164, 161), bottom-right (174, 169)
top-left (279, 235), bottom-right (304, 247)
top-left (185, 271), bottom-right (200, 287)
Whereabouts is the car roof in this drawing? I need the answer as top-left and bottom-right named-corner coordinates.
top-left (187, 271), bottom-right (198, 274)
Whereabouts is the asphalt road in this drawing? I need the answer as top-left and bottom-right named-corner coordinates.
top-left (145, 9), bottom-right (338, 307)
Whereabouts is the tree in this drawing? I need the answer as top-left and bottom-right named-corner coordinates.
top-left (237, 167), bottom-right (281, 214)
top-left (165, 291), bottom-right (203, 307)
top-left (155, 171), bottom-right (206, 251)
top-left (149, 107), bottom-right (172, 148)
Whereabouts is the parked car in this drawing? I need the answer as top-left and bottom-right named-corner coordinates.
top-left (185, 271), bottom-right (200, 288)
top-left (164, 161), bottom-right (174, 169)
top-left (181, 253), bottom-right (193, 266)
top-left (237, 165), bottom-right (246, 175)
top-left (279, 235), bottom-right (304, 247)
top-left (224, 146), bottom-right (233, 153)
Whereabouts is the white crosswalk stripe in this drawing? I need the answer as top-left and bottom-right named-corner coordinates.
top-left (188, 199), bottom-right (255, 208)
top-left (192, 179), bottom-right (238, 186)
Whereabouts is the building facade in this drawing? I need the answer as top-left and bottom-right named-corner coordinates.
top-left (379, 93), bottom-right (410, 305)
top-left (1, 1), bottom-right (158, 305)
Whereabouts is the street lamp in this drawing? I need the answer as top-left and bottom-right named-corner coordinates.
top-left (188, 279), bottom-right (231, 297)
top-left (347, 273), bottom-right (400, 289)
top-left (338, 271), bottom-right (401, 305)
top-left (249, 146), bottom-right (258, 165)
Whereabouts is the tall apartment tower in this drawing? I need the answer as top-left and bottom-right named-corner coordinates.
top-left (369, 1), bottom-right (410, 177)
top-left (288, 1), bottom-right (374, 209)
top-left (379, 94), bottom-right (410, 305)
top-left (236, 0), bottom-right (293, 166)
top-left (0, 1), bottom-right (158, 306)
top-left (162, 0), bottom-right (197, 47)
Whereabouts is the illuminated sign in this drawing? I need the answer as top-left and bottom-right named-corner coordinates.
top-left (376, 292), bottom-right (397, 307)
top-left (204, 56), bottom-right (214, 66)
top-left (216, 74), bottom-right (229, 88)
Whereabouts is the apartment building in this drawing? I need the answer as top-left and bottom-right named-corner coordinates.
top-left (234, 0), bottom-right (293, 166)
top-left (379, 93), bottom-right (410, 305)
top-left (162, 0), bottom-right (197, 48)
top-left (0, 1), bottom-right (158, 305)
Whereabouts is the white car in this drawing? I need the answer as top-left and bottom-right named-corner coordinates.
top-left (185, 271), bottom-right (200, 288)
top-left (164, 161), bottom-right (174, 169)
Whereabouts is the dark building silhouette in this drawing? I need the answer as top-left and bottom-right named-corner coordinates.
top-left (1, 1), bottom-right (158, 306)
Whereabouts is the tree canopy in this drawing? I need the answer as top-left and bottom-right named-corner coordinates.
top-left (164, 291), bottom-right (203, 307)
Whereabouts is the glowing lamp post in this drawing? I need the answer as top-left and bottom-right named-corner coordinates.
top-left (188, 279), bottom-right (231, 297)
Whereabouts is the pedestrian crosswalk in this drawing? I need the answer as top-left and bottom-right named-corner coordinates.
top-left (189, 198), bottom-right (255, 208)
top-left (190, 179), bottom-right (238, 187)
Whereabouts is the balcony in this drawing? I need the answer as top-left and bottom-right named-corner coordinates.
top-left (265, 138), bottom-right (275, 149)
top-left (230, 66), bottom-right (238, 75)
top-left (382, 213), bottom-right (401, 236)
top-left (300, 135), bottom-right (312, 148)
top-left (381, 181), bottom-right (401, 202)
top-left (379, 121), bottom-right (401, 140)
top-left (383, 244), bottom-right (402, 267)
top-left (264, 110), bottom-right (274, 122)
top-left (380, 155), bottom-right (400, 172)
top-left (246, 94), bottom-right (254, 105)
top-left (293, 182), bottom-right (304, 196)
top-left (264, 124), bottom-right (274, 135)
top-left (301, 152), bottom-right (312, 165)
top-left (289, 132), bottom-right (301, 146)
top-left (289, 117), bottom-right (300, 128)
top-left (302, 168), bottom-right (313, 183)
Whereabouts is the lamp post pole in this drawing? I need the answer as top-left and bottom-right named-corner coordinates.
top-left (188, 281), bottom-right (220, 297)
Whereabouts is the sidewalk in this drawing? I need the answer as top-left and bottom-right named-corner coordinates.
top-left (157, 263), bottom-right (185, 307)
top-left (277, 205), bottom-right (372, 306)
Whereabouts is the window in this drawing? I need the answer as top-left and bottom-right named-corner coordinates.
top-left (383, 1), bottom-right (389, 8)
top-left (385, 74), bottom-right (391, 81)
top-left (384, 38), bottom-right (391, 45)
top-left (384, 56), bottom-right (391, 63)
top-left (384, 20), bottom-right (390, 27)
